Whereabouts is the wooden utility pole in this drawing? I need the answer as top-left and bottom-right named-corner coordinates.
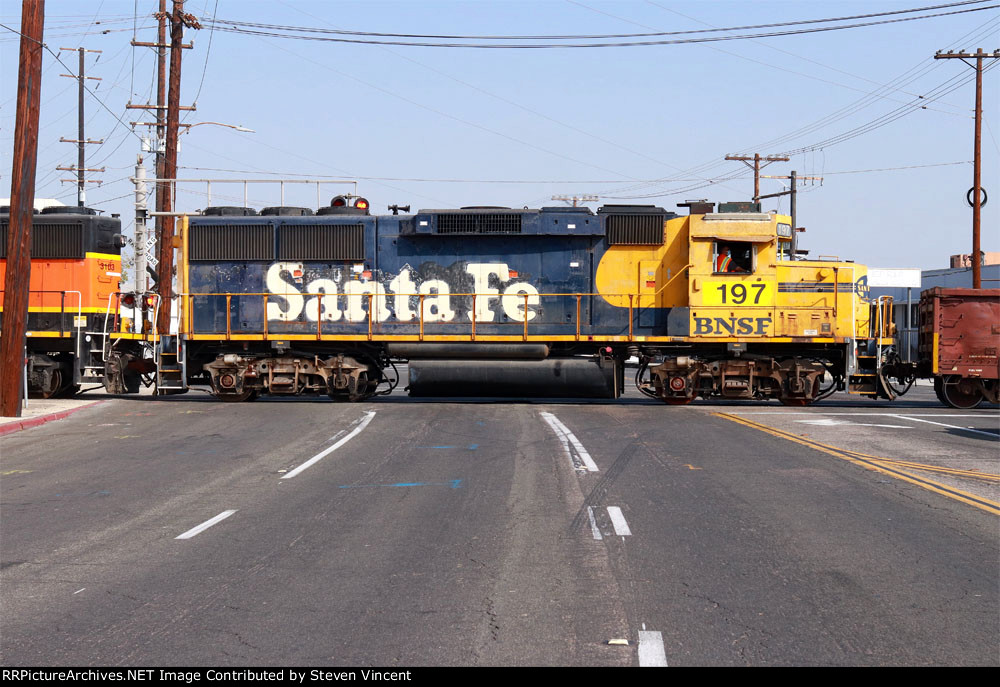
top-left (127, 0), bottom-right (196, 331)
top-left (1, 0), bottom-right (44, 417)
top-left (935, 49), bottom-right (999, 289)
top-left (156, 1), bottom-right (199, 335)
top-left (725, 153), bottom-right (790, 201)
top-left (156, 0), bottom-right (168, 285)
top-left (58, 47), bottom-right (103, 206)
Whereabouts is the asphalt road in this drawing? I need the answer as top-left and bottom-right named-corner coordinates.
top-left (1, 383), bottom-right (997, 666)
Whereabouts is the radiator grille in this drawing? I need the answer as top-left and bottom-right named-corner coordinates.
top-left (32, 223), bottom-right (85, 258)
top-left (279, 224), bottom-right (365, 261)
top-left (606, 214), bottom-right (664, 245)
top-left (189, 224), bottom-right (275, 261)
top-left (1, 222), bottom-right (89, 259)
top-left (436, 213), bottom-right (522, 234)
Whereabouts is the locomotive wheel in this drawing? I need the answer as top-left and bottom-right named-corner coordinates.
top-left (215, 388), bottom-right (257, 403)
top-left (938, 375), bottom-right (984, 409)
top-left (779, 376), bottom-right (820, 406)
top-left (39, 370), bottom-right (63, 399)
top-left (347, 372), bottom-right (370, 402)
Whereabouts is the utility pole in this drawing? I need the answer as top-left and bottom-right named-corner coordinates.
top-left (1, 0), bottom-right (44, 417)
top-left (58, 47), bottom-right (103, 206)
top-left (128, 1), bottom-right (199, 335)
top-left (134, 155), bottom-right (148, 295)
top-left (935, 48), bottom-right (999, 289)
top-left (725, 153), bottom-right (790, 201)
top-left (758, 171), bottom-right (823, 259)
top-left (158, 1), bottom-right (201, 335)
top-left (127, 1), bottom-right (196, 334)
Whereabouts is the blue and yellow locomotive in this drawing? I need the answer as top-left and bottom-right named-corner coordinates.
top-left (106, 197), bottom-right (897, 404)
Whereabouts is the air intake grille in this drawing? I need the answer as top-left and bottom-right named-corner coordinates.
top-left (279, 224), bottom-right (365, 261)
top-left (189, 224), bottom-right (275, 261)
top-left (436, 213), bottom-right (522, 234)
top-left (0, 222), bottom-right (86, 258)
top-left (32, 223), bottom-right (85, 258)
top-left (606, 214), bottom-right (664, 245)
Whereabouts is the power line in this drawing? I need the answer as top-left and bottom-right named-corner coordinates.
top-left (177, 165), bottom-right (740, 184)
top-left (272, 0), bottom-right (741, 196)
top-left (201, 4), bottom-right (998, 49)
top-left (187, 0), bottom-right (218, 113)
top-left (209, 2), bottom-right (993, 41)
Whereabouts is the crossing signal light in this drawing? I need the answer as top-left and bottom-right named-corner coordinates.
top-left (331, 195), bottom-right (348, 207)
top-left (354, 197), bottom-right (369, 211)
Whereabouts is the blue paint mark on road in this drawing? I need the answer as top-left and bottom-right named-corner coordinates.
top-left (339, 479), bottom-right (463, 489)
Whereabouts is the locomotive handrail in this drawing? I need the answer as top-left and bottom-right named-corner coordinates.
top-left (9, 289), bottom-right (83, 355)
top-left (179, 290), bottom-right (651, 341)
top-left (176, 289), bottom-right (850, 343)
top-left (653, 264), bottom-right (694, 296)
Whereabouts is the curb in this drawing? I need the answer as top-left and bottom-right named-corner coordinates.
top-left (0, 400), bottom-right (106, 437)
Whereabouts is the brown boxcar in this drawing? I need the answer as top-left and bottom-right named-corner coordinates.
top-left (918, 287), bottom-right (1000, 408)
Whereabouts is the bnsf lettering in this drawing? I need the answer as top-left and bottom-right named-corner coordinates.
top-left (694, 316), bottom-right (772, 336)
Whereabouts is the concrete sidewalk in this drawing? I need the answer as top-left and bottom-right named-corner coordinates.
top-left (0, 396), bottom-right (107, 436)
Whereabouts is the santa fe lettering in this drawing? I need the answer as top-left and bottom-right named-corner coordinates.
top-left (266, 262), bottom-right (538, 324)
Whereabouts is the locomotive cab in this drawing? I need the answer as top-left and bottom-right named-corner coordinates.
top-left (638, 207), bottom-right (868, 405)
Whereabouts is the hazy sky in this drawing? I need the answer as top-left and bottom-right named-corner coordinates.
top-left (2, 0), bottom-right (998, 269)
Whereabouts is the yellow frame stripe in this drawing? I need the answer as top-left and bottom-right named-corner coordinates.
top-left (170, 333), bottom-right (843, 344)
top-left (713, 412), bottom-right (1000, 516)
top-left (0, 306), bottom-right (105, 313)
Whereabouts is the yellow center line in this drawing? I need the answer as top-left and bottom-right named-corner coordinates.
top-left (813, 442), bottom-right (1000, 480)
top-left (713, 412), bottom-right (1000, 517)
top-left (847, 454), bottom-right (1000, 482)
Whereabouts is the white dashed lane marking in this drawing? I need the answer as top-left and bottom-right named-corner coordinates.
top-left (638, 630), bottom-right (668, 666)
top-left (175, 510), bottom-right (237, 540)
top-left (282, 411), bottom-right (377, 479)
top-left (607, 506), bottom-right (632, 536)
top-left (587, 506), bottom-right (632, 540)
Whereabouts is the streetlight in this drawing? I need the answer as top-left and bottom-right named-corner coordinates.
top-left (130, 120), bottom-right (255, 153)
top-left (181, 121), bottom-right (255, 134)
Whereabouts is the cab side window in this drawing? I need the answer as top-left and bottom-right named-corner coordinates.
top-left (713, 241), bottom-right (754, 274)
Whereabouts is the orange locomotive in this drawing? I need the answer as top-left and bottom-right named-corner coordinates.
top-left (0, 206), bottom-right (123, 397)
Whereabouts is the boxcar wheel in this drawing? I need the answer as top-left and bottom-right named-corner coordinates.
top-left (938, 375), bottom-right (984, 409)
